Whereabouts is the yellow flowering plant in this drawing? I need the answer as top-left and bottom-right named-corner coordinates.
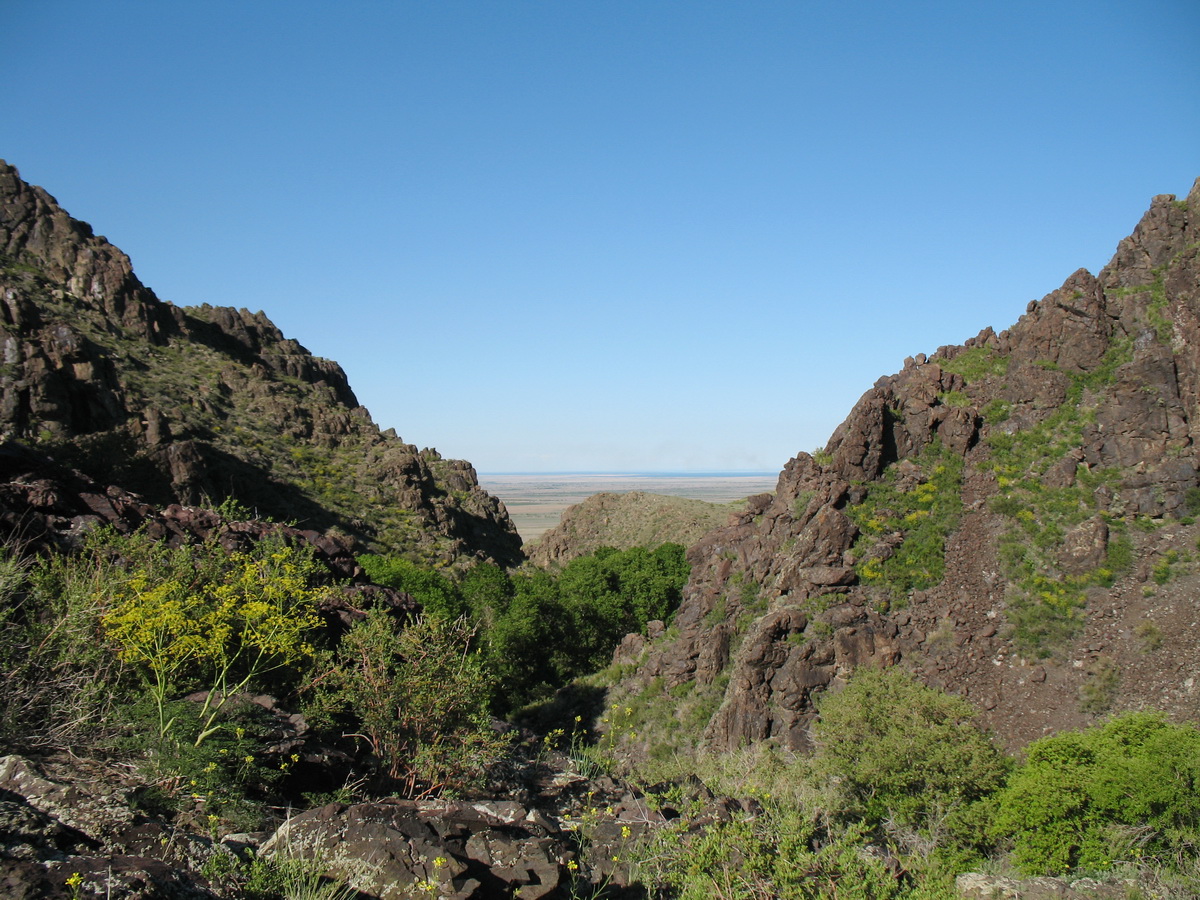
top-left (101, 536), bottom-right (326, 747)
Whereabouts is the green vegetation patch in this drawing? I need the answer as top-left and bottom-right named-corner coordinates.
top-left (984, 339), bottom-right (1135, 655)
top-left (937, 390), bottom-right (973, 408)
top-left (629, 671), bottom-right (1200, 895)
top-left (362, 543), bottom-right (691, 715)
top-left (815, 668), bottom-right (1010, 837)
top-left (992, 712), bottom-right (1200, 875)
top-left (940, 346), bottom-right (1010, 383)
top-left (1110, 272), bottom-right (1172, 344)
top-left (847, 441), bottom-right (964, 604)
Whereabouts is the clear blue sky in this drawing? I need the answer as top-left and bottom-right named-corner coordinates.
top-left (5, 1), bottom-right (1198, 473)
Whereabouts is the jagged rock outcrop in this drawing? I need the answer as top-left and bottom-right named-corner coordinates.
top-left (0, 750), bottom-right (684, 900)
top-left (527, 490), bottom-right (747, 567)
top-left (619, 178), bottom-right (1200, 753)
top-left (0, 161), bottom-right (521, 568)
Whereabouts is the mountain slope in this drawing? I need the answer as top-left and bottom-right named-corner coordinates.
top-left (618, 179), bottom-right (1200, 753)
top-left (0, 161), bottom-right (521, 567)
top-left (527, 490), bottom-right (754, 566)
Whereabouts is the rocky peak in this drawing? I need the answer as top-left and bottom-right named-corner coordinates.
top-left (0, 162), bottom-right (172, 342)
top-left (0, 161), bottom-right (521, 568)
top-left (619, 178), bottom-right (1200, 754)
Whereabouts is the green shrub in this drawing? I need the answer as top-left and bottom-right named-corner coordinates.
top-left (637, 802), bottom-right (955, 900)
top-left (814, 668), bottom-right (1009, 840)
top-left (1078, 655), bottom-right (1120, 714)
top-left (0, 550), bottom-right (121, 753)
top-left (1135, 621), bottom-right (1163, 652)
top-left (1151, 549), bottom-right (1182, 585)
top-left (2, 532), bottom-right (202, 754)
top-left (325, 609), bottom-right (507, 795)
top-left (203, 846), bottom-right (358, 900)
top-left (993, 712), bottom-right (1200, 875)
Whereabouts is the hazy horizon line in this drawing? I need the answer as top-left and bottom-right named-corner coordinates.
top-left (479, 470), bottom-right (780, 477)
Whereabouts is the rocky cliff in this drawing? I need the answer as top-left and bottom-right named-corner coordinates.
top-left (619, 179), bottom-right (1200, 753)
top-left (0, 161), bottom-right (521, 568)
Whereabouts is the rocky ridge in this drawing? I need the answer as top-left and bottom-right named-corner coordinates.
top-left (0, 161), bottom-right (520, 568)
top-left (616, 179), bottom-right (1200, 753)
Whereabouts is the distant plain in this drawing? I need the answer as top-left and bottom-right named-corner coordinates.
top-left (479, 473), bottom-right (780, 543)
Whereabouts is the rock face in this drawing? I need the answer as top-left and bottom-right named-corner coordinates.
top-left (0, 750), bottom-right (678, 900)
top-left (621, 179), bottom-right (1200, 752)
top-left (955, 872), bottom-right (1132, 899)
top-left (527, 490), bottom-right (749, 567)
top-left (0, 161), bottom-right (521, 568)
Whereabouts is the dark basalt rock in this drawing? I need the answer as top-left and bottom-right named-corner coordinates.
top-left (0, 751), bottom-right (717, 900)
top-left (617, 177), bottom-right (1200, 753)
top-left (0, 160), bottom-right (521, 568)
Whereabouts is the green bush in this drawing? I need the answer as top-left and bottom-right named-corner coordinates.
top-left (1, 530), bottom-right (223, 754)
top-left (814, 668), bottom-right (1009, 843)
top-left (638, 801), bottom-right (956, 900)
top-left (324, 609), bottom-right (507, 795)
top-left (993, 712), bottom-right (1200, 875)
top-left (0, 550), bottom-right (123, 754)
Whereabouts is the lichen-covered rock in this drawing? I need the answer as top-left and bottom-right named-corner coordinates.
top-left (955, 872), bottom-right (1133, 899)
top-left (0, 756), bottom-right (219, 899)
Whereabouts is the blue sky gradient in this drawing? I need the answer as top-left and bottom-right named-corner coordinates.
top-left (5, 1), bottom-right (1198, 472)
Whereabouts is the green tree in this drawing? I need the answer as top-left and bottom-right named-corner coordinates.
top-left (457, 562), bottom-right (515, 621)
top-left (357, 554), bottom-right (465, 618)
top-left (557, 543), bottom-right (689, 671)
top-left (355, 544), bottom-right (690, 717)
top-left (486, 588), bottom-right (572, 710)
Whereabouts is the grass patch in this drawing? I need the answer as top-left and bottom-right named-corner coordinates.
top-left (941, 347), bottom-right (1010, 383)
top-left (846, 441), bottom-right (964, 604)
top-left (980, 398), bottom-right (1011, 424)
top-left (982, 339), bottom-right (1136, 655)
top-left (937, 390), bottom-right (973, 408)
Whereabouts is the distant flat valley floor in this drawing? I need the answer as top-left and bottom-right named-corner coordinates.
top-left (479, 473), bottom-right (780, 544)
